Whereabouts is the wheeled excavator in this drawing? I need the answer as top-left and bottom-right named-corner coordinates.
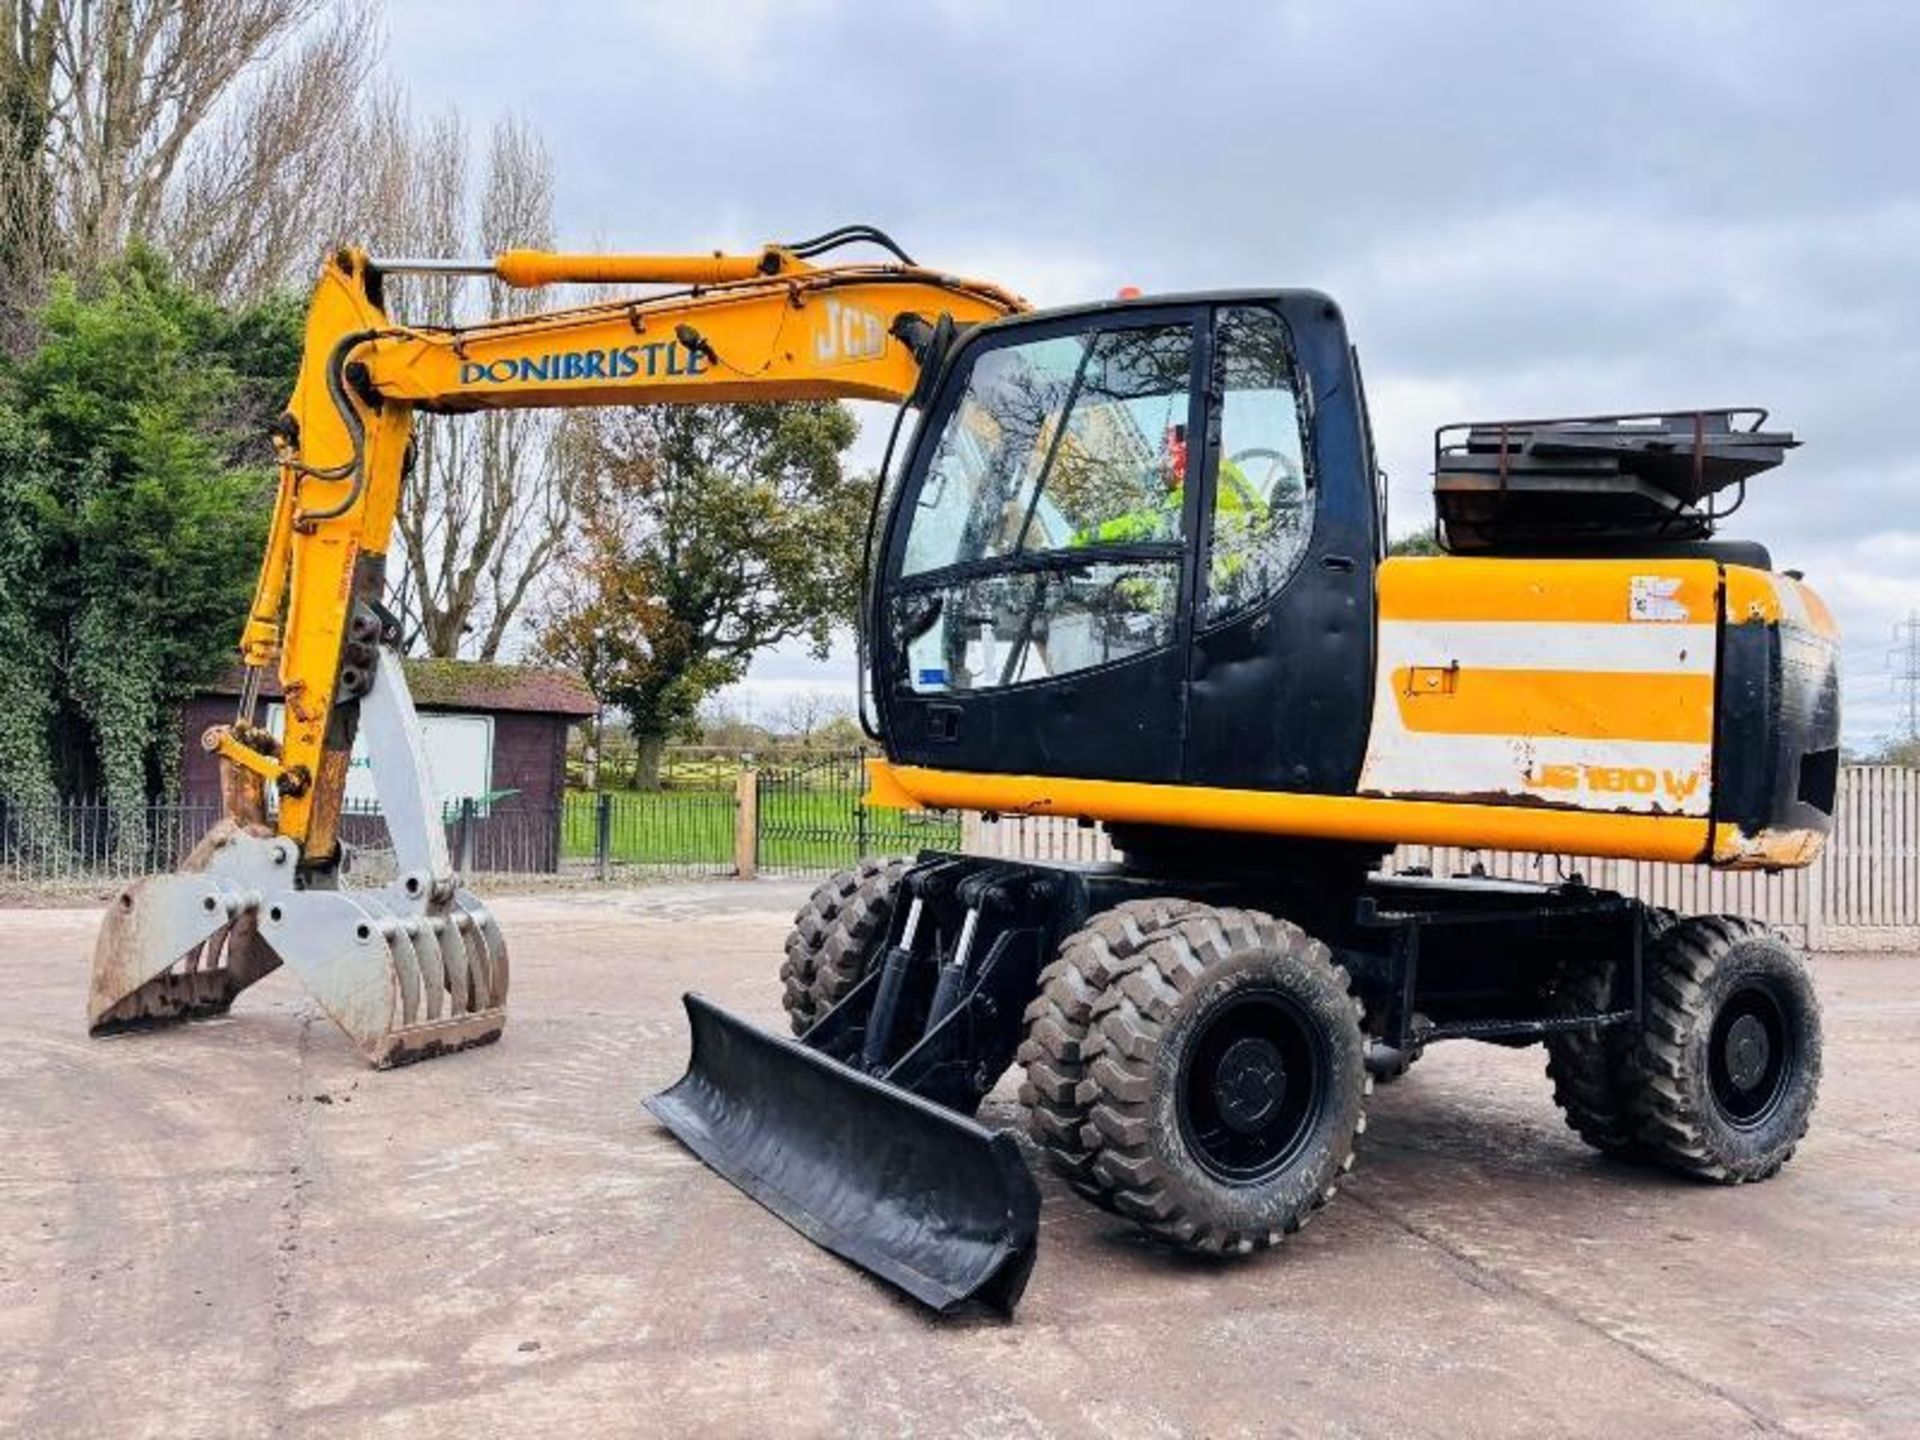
top-left (89, 227), bottom-right (1840, 1316)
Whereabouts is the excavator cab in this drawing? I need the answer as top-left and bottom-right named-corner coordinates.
top-left (871, 293), bottom-right (1376, 793)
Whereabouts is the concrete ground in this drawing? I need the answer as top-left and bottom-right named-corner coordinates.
top-left (3, 884), bottom-right (1917, 1439)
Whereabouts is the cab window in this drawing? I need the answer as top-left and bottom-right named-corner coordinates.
top-left (895, 317), bottom-right (1196, 694)
top-left (901, 323), bottom-right (1194, 575)
top-left (1204, 307), bottom-right (1314, 623)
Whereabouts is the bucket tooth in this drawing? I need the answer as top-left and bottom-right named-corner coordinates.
top-left (452, 893), bottom-right (509, 1007)
top-left (647, 993), bottom-right (1041, 1315)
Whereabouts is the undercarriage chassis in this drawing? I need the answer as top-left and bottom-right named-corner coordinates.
top-left (648, 851), bottom-right (1662, 1313)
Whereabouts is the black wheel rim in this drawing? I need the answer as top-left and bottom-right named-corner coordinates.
top-left (1708, 979), bottom-right (1796, 1129)
top-left (1177, 987), bottom-right (1327, 1184)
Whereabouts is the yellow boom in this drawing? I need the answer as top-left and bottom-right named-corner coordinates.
top-left (238, 243), bottom-right (1023, 865)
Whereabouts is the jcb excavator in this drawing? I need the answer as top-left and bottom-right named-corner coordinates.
top-left (89, 227), bottom-right (1839, 1316)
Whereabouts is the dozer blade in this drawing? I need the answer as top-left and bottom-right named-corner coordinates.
top-left (646, 994), bottom-right (1041, 1315)
top-left (89, 826), bottom-right (509, 1068)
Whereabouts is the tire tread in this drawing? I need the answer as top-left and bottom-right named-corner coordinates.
top-left (779, 858), bottom-right (906, 1035)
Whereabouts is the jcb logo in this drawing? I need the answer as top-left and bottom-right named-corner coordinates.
top-left (814, 298), bottom-right (887, 366)
top-left (1528, 763), bottom-right (1702, 804)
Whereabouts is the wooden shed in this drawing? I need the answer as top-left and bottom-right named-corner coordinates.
top-left (183, 660), bottom-right (599, 873)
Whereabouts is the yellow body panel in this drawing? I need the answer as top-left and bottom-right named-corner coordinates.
top-left (1362, 557), bottom-right (1720, 817)
top-left (1377, 555), bottom-right (1720, 625)
top-left (867, 760), bottom-right (1715, 863)
top-left (1725, 564), bottom-right (1840, 637)
top-left (1387, 666), bottom-right (1715, 743)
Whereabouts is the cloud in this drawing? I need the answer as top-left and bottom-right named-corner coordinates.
top-left (381, 0), bottom-right (1920, 743)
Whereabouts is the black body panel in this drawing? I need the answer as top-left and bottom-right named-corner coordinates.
top-left (1712, 605), bottom-right (1842, 846)
top-left (1185, 301), bottom-right (1378, 792)
top-left (899, 632), bottom-right (1192, 783)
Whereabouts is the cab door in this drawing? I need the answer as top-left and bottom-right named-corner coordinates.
top-left (1181, 300), bottom-right (1377, 794)
top-left (876, 306), bottom-right (1209, 783)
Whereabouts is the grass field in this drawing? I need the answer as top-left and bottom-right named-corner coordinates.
top-left (557, 785), bottom-right (961, 873)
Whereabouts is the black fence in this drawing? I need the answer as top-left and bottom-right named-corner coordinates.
top-left (755, 752), bottom-right (961, 873)
top-left (324, 792), bottom-right (743, 881)
top-left (0, 796), bottom-right (223, 881)
top-left (1, 751), bottom-right (962, 887)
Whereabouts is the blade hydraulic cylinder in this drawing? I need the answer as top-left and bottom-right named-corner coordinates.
top-left (859, 895), bottom-right (924, 1072)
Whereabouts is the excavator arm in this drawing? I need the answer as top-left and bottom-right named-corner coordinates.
top-left (91, 232), bottom-right (1024, 1064)
top-left (227, 239), bottom-right (1023, 863)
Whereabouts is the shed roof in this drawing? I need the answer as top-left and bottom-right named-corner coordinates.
top-left (201, 659), bottom-right (599, 718)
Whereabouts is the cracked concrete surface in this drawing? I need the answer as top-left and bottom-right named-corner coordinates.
top-left (3, 884), bottom-right (1917, 1437)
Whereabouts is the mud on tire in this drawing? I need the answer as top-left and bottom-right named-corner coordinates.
top-left (779, 858), bottom-right (907, 1036)
top-left (1075, 906), bottom-right (1368, 1253)
top-left (1016, 897), bottom-right (1201, 1202)
top-left (1630, 915), bottom-right (1821, 1183)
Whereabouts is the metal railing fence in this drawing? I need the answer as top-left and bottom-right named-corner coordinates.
top-left (21, 761), bottom-right (1914, 945)
top-left (754, 751), bottom-right (961, 876)
top-left (961, 765), bottom-right (1920, 952)
top-left (0, 748), bottom-right (956, 888)
top-left (0, 796), bottom-right (223, 881)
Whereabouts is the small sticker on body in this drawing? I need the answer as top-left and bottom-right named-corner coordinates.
top-left (1629, 575), bottom-right (1689, 623)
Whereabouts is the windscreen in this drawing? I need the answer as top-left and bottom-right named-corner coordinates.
top-left (901, 322), bottom-right (1194, 576)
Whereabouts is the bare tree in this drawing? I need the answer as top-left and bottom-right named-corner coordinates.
top-left (778, 689), bottom-right (851, 746)
top-left (156, 4), bottom-right (380, 300)
top-left (371, 110), bottom-right (573, 661)
top-left (1, 0), bottom-right (382, 315)
top-left (1, 5), bottom-right (571, 655)
top-left (1, 1), bottom-right (70, 341)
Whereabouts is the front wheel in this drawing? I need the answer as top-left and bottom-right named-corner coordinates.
top-left (1017, 897), bottom-right (1201, 1202)
top-left (1077, 907), bottom-right (1368, 1253)
top-left (778, 859), bottom-right (906, 1035)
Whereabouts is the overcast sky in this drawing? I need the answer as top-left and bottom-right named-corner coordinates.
top-left (385, 0), bottom-right (1918, 745)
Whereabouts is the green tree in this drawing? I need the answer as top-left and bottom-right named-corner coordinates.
top-left (1389, 524), bottom-right (1443, 556)
top-left (536, 402), bottom-right (864, 789)
top-left (0, 404), bottom-right (61, 812)
top-left (0, 250), bottom-right (300, 840)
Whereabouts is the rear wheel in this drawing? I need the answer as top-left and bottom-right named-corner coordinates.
top-left (1074, 906), bottom-right (1367, 1253)
top-left (1016, 897), bottom-right (1200, 1201)
top-left (779, 858), bottom-right (906, 1035)
top-left (1630, 916), bottom-right (1821, 1182)
top-left (1541, 909), bottom-right (1672, 1155)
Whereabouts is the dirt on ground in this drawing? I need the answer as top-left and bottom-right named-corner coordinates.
top-left (3, 884), bottom-right (1916, 1437)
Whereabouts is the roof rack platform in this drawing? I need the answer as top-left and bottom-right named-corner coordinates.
top-left (1433, 407), bottom-right (1797, 556)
